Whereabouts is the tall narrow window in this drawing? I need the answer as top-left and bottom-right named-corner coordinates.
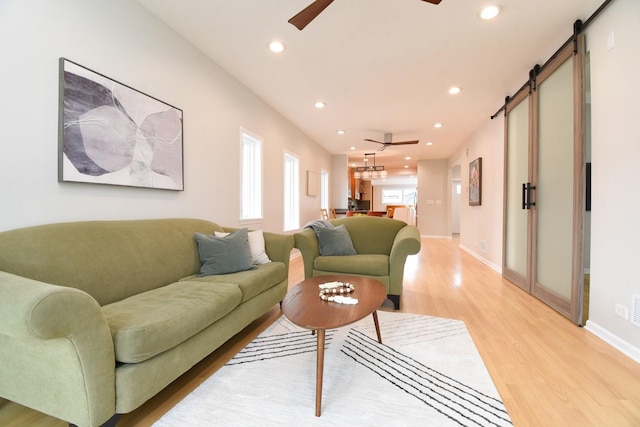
top-left (283, 152), bottom-right (300, 231)
top-left (240, 129), bottom-right (262, 222)
top-left (320, 169), bottom-right (329, 210)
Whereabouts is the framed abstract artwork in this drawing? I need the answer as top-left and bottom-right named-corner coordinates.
top-left (58, 58), bottom-right (184, 190)
top-left (307, 170), bottom-right (318, 196)
top-left (469, 157), bottom-right (482, 206)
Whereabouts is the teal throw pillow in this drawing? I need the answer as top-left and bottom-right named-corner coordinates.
top-left (195, 228), bottom-right (254, 276)
top-left (316, 224), bottom-right (357, 256)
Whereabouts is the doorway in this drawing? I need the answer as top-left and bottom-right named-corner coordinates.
top-left (451, 179), bottom-right (461, 235)
top-left (451, 165), bottom-right (461, 236)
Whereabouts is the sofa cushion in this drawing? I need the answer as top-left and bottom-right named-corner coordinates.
top-left (0, 218), bottom-right (226, 306)
top-left (315, 224), bottom-right (357, 256)
top-left (102, 281), bottom-right (242, 363)
top-left (314, 254), bottom-right (389, 276)
top-left (215, 229), bottom-right (271, 265)
top-left (180, 261), bottom-right (286, 303)
top-left (195, 229), bottom-right (254, 276)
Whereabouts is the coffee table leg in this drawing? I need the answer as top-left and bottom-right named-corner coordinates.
top-left (315, 329), bottom-right (325, 416)
top-left (372, 311), bottom-right (382, 343)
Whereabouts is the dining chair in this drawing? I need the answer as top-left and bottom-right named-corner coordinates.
top-left (387, 206), bottom-right (395, 218)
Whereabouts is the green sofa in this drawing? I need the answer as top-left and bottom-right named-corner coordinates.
top-left (0, 218), bottom-right (294, 427)
top-left (294, 216), bottom-right (420, 310)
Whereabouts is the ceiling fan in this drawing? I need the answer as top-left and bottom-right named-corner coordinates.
top-left (365, 133), bottom-right (419, 151)
top-left (289, 0), bottom-right (443, 31)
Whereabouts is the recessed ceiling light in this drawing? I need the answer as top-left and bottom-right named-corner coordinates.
top-left (404, 165), bottom-right (409, 169)
top-left (268, 41), bottom-right (285, 53)
top-left (448, 86), bottom-right (462, 95)
top-left (349, 146), bottom-right (356, 150)
top-left (479, 5), bottom-right (502, 20)
top-left (434, 123), bottom-right (443, 128)
top-left (426, 141), bottom-right (433, 146)
top-left (314, 101), bottom-right (325, 109)
top-left (337, 130), bottom-right (345, 135)
top-left (405, 156), bottom-right (411, 160)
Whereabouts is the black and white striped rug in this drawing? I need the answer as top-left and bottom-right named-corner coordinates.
top-left (154, 311), bottom-right (512, 426)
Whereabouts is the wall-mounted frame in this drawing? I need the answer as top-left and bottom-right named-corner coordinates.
top-left (58, 58), bottom-right (184, 190)
top-left (307, 170), bottom-right (318, 196)
top-left (469, 157), bottom-right (482, 206)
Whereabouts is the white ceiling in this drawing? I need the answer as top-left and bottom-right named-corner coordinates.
top-left (137, 0), bottom-right (603, 175)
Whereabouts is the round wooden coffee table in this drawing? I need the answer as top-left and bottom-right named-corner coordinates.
top-left (281, 275), bottom-right (387, 416)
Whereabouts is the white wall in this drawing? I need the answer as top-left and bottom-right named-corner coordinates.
top-left (448, 116), bottom-right (505, 272)
top-left (0, 0), bottom-right (331, 233)
top-left (584, 0), bottom-right (640, 357)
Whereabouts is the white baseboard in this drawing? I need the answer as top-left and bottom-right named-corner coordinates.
top-left (460, 245), bottom-right (502, 274)
top-left (585, 320), bottom-right (640, 364)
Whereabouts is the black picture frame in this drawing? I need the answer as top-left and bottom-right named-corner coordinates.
top-left (58, 58), bottom-right (184, 190)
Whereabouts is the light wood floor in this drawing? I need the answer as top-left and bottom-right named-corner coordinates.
top-left (1, 238), bottom-right (639, 426)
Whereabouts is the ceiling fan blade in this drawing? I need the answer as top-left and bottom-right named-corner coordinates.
top-left (288, 0), bottom-right (335, 30)
top-left (389, 140), bottom-right (420, 145)
top-left (422, 0), bottom-right (442, 4)
top-left (364, 138), bottom-right (385, 145)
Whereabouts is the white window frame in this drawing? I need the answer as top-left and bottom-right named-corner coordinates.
top-left (381, 187), bottom-right (417, 205)
top-left (239, 128), bottom-right (263, 223)
top-left (283, 151), bottom-right (300, 231)
top-left (320, 169), bottom-right (329, 210)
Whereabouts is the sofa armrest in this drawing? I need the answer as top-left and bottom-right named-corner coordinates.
top-left (0, 271), bottom-right (115, 426)
top-left (388, 225), bottom-right (421, 296)
top-left (263, 231), bottom-right (295, 268)
top-left (293, 228), bottom-right (319, 279)
top-left (220, 227), bottom-right (294, 268)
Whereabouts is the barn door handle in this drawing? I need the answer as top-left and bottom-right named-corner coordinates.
top-left (522, 183), bottom-right (536, 209)
top-left (526, 183), bottom-right (536, 209)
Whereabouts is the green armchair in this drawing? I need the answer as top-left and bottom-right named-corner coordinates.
top-left (294, 216), bottom-right (421, 309)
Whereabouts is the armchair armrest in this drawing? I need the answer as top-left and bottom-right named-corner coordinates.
top-left (293, 228), bottom-right (319, 279)
top-left (388, 225), bottom-right (421, 296)
top-left (0, 271), bottom-right (115, 426)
